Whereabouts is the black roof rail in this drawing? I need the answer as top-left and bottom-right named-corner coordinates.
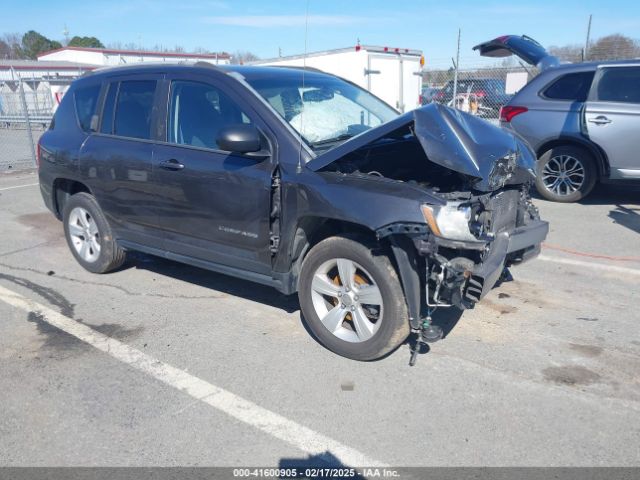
top-left (269, 65), bottom-right (324, 74)
top-left (194, 61), bottom-right (223, 70)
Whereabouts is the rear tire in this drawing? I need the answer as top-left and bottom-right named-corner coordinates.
top-left (535, 146), bottom-right (597, 202)
top-left (298, 235), bottom-right (410, 361)
top-left (62, 192), bottom-right (126, 274)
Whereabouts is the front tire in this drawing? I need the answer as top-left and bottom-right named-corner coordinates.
top-left (535, 146), bottom-right (597, 202)
top-left (62, 192), bottom-right (126, 273)
top-left (298, 235), bottom-right (410, 361)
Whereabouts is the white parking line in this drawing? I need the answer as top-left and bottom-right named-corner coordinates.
top-left (539, 254), bottom-right (640, 278)
top-left (0, 182), bottom-right (39, 192)
top-left (0, 284), bottom-right (385, 467)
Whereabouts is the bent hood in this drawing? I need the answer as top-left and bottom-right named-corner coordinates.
top-left (307, 103), bottom-right (536, 192)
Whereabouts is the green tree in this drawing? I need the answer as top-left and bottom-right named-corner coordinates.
top-left (68, 36), bottom-right (105, 49)
top-left (20, 30), bottom-right (61, 59)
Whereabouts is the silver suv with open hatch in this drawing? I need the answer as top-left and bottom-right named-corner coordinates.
top-left (475, 35), bottom-right (640, 202)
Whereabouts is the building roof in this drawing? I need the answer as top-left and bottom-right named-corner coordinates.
top-left (0, 59), bottom-right (96, 71)
top-left (254, 45), bottom-right (423, 64)
top-left (37, 46), bottom-right (230, 60)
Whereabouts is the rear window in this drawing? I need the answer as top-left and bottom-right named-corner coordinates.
top-left (74, 84), bottom-right (101, 132)
top-left (542, 71), bottom-right (595, 101)
top-left (596, 67), bottom-right (640, 104)
top-left (113, 80), bottom-right (157, 139)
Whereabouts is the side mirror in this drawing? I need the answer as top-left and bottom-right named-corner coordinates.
top-left (216, 124), bottom-right (262, 154)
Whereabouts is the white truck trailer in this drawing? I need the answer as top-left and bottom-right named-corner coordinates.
top-left (254, 45), bottom-right (424, 113)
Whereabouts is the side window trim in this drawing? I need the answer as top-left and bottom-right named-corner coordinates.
top-left (98, 81), bottom-right (119, 135)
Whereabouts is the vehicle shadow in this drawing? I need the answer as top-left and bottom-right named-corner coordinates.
top-left (127, 251), bottom-right (466, 363)
top-left (609, 204), bottom-right (640, 235)
top-left (279, 451), bottom-right (367, 478)
top-left (579, 183), bottom-right (640, 206)
top-left (127, 252), bottom-right (300, 313)
top-left (530, 183), bottom-right (640, 206)
top-left (429, 307), bottom-right (464, 339)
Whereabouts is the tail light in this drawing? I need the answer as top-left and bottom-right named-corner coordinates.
top-left (475, 90), bottom-right (487, 98)
top-left (418, 94), bottom-right (423, 105)
top-left (500, 106), bottom-right (528, 122)
top-left (434, 91), bottom-right (444, 100)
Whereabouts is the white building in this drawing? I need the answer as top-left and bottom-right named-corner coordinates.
top-left (37, 46), bottom-right (231, 66)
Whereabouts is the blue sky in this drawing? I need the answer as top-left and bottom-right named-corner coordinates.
top-left (2, 0), bottom-right (639, 66)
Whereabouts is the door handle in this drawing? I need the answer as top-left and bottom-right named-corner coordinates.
top-left (159, 159), bottom-right (185, 171)
top-left (588, 116), bottom-right (612, 125)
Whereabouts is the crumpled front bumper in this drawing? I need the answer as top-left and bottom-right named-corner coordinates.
top-left (464, 219), bottom-right (549, 303)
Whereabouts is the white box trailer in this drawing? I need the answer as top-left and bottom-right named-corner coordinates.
top-left (254, 45), bottom-right (424, 112)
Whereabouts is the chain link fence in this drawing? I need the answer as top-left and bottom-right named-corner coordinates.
top-left (422, 62), bottom-right (538, 124)
top-left (1, 77), bottom-right (69, 172)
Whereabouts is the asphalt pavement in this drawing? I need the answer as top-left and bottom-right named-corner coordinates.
top-left (1, 170), bottom-right (639, 468)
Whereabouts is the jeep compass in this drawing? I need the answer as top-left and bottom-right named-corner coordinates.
top-left (38, 63), bottom-right (548, 361)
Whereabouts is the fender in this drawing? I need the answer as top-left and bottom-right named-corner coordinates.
top-left (536, 135), bottom-right (609, 177)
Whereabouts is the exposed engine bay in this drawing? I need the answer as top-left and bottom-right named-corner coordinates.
top-left (322, 131), bottom-right (474, 194)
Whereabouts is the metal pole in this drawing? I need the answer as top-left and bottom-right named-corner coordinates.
top-left (18, 79), bottom-right (37, 168)
top-left (452, 28), bottom-right (461, 108)
top-left (584, 14), bottom-right (592, 61)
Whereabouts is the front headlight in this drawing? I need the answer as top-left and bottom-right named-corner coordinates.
top-left (421, 202), bottom-right (477, 241)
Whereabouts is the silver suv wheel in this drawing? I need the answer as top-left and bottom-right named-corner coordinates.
top-left (542, 154), bottom-right (585, 197)
top-left (310, 258), bottom-right (383, 343)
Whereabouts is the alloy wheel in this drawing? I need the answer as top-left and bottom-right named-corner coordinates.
top-left (68, 207), bottom-right (101, 263)
top-left (310, 258), bottom-right (383, 343)
top-left (542, 154), bottom-right (585, 197)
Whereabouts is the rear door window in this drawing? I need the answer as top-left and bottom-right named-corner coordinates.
top-left (542, 71), bottom-right (595, 101)
top-left (74, 84), bottom-right (101, 132)
top-left (595, 67), bottom-right (640, 104)
top-left (113, 80), bottom-right (157, 139)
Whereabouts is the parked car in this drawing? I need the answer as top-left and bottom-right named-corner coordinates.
top-left (475, 35), bottom-right (640, 202)
top-left (38, 63), bottom-right (548, 361)
top-left (420, 86), bottom-right (440, 105)
top-left (432, 78), bottom-right (512, 117)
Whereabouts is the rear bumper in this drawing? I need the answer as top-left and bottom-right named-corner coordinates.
top-left (465, 220), bottom-right (548, 303)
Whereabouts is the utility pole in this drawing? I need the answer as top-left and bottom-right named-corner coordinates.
top-left (452, 28), bottom-right (461, 108)
top-left (584, 14), bottom-right (592, 61)
top-left (63, 24), bottom-right (70, 45)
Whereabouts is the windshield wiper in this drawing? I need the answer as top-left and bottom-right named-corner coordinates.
top-left (309, 133), bottom-right (354, 148)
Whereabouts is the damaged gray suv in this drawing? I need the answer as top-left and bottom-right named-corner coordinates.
top-left (38, 63), bottom-right (548, 361)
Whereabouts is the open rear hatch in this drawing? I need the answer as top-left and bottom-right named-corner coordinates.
top-left (473, 35), bottom-right (559, 71)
